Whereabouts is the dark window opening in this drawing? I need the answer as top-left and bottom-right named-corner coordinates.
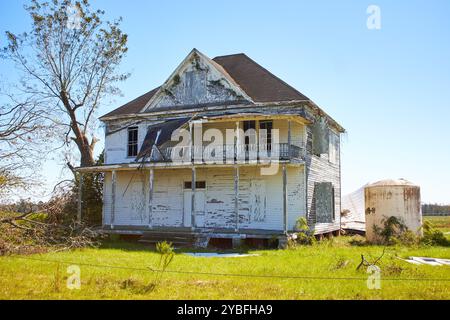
top-left (127, 127), bottom-right (138, 157)
top-left (259, 120), bottom-right (273, 151)
top-left (184, 181), bottom-right (206, 189)
top-left (243, 120), bottom-right (256, 145)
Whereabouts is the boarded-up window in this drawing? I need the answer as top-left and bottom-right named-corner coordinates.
top-left (328, 131), bottom-right (339, 164)
top-left (312, 118), bottom-right (329, 156)
top-left (315, 182), bottom-right (335, 223)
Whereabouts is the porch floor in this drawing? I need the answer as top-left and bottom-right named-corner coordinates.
top-left (101, 225), bottom-right (286, 239)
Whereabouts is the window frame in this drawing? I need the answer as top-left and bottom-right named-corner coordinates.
top-left (184, 181), bottom-right (206, 190)
top-left (243, 120), bottom-right (256, 146)
top-left (259, 120), bottom-right (273, 150)
top-left (127, 126), bottom-right (139, 158)
top-left (328, 130), bottom-right (339, 165)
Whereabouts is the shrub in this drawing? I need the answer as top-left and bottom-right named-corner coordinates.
top-left (288, 217), bottom-right (316, 247)
top-left (373, 216), bottom-right (419, 246)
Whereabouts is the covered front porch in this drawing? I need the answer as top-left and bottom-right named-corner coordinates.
top-left (76, 162), bottom-right (307, 239)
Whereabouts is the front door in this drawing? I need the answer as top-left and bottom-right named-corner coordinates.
top-left (183, 182), bottom-right (206, 228)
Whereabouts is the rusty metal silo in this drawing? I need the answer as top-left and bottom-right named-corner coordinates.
top-left (364, 179), bottom-right (422, 242)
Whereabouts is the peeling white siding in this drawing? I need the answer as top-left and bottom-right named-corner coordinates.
top-left (305, 127), bottom-right (341, 234)
top-left (152, 169), bottom-right (186, 226)
top-left (105, 119), bottom-right (306, 165)
top-left (105, 122), bottom-right (150, 165)
top-left (103, 166), bottom-right (306, 231)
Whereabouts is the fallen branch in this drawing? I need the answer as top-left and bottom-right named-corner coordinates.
top-left (356, 248), bottom-right (386, 270)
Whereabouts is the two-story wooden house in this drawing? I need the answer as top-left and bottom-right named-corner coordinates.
top-left (76, 49), bottom-right (345, 247)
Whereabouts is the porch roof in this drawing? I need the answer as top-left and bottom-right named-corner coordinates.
top-left (74, 160), bottom-right (304, 173)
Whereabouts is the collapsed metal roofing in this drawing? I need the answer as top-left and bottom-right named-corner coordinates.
top-left (136, 117), bottom-right (190, 161)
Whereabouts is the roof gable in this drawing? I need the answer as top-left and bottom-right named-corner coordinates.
top-left (100, 49), bottom-right (313, 120)
top-left (140, 49), bottom-right (253, 112)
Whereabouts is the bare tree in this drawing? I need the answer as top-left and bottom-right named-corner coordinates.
top-left (0, 88), bottom-right (49, 194)
top-left (1, 0), bottom-right (129, 168)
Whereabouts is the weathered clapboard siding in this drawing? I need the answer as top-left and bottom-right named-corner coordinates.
top-left (203, 167), bottom-right (236, 228)
top-left (104, 117), bottom-right (307, 166)
top-left (104, 121), bottom-right (152, 165)
top-left (305, 126), bottom-right (341, 234)
top-left (103, 171), bottom-right (145, 226)
top-left (102, 172), bottom-right (112, 225)
top-left (152, 169), bottom-right (186, 227)
top-left (238, 167), bottom-right (282, 230)
top-left (103, 165), bottom-right (306, 231)
top-left (287, 166), bottom-right (307, 229)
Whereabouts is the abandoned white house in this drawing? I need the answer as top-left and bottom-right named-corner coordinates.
top-left (77, 49), bottom-right (345, 246)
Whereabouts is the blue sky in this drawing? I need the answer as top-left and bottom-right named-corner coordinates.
top-left (1, 0), bottom-right (449, 203)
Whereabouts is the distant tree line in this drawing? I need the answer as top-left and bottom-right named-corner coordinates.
top-left (422, 204), bottom-right (450, 216)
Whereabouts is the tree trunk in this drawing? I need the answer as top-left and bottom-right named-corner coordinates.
top-left (79, 138), bottom-right (95, 167)
top-left (60, 90), bottom-right (96, 168)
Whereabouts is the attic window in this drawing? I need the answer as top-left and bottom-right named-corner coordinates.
top-left (127, 127), bottom-right (138, 157)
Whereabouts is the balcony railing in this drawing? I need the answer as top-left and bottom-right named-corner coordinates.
top-left (156, 143), bottom-right (304, 163)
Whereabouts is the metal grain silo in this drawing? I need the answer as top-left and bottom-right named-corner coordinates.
top-left (364, 179), bottom-right (422, 242)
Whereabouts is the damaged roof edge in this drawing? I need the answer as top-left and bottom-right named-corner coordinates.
top-left (100, 100), bottom-right (345, 133)
top-left (305, 101), bottom-right (346, 133)
top-left (98, 50), bottom-right (345, 133)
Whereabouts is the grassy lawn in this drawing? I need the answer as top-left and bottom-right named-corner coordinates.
top-left (0, 233), bottom-right (449, 300)
top-left (424, 216), bottom-right (450, 234)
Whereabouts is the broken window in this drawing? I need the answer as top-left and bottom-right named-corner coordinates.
top-left (127, 126), bottom-right (138, 157)
top-left (315, 182), bottom-right (335, 223)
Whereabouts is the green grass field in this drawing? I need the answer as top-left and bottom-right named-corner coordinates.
top-left (424, 216), bottom-right (450, 235)
top-left (0, 216), bottom-right (449, 300)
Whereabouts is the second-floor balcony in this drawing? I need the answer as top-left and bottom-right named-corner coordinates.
top-left (154, 143), bottom-right (304, 164)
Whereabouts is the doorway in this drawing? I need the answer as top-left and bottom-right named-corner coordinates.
top-left (183, 181), bottom-right (206, 227)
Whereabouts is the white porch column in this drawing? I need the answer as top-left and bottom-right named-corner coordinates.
top-left (148, 168), bottom-right (154, 228)
top-left (287, 119), bottom-right (292, 158)
top-left (234, 165), bottom-right (239, 232)
top-left (189, 122), bottom-right (194, 164)
top-left (111, 170), bottom-right (117, 229)
top-left (191, 166), bottom-right (196, 230)
top-left (77, 173), bottom-right (83, 223)
top-left (235, 121), bottom-right (240, 162)
top-left (282, 164), bottom-right (288, 234)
